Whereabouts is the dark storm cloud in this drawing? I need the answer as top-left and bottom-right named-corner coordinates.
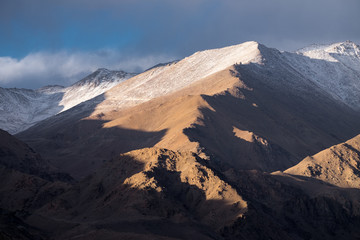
top-left (2, 0), bottom-right (359, 54)
top-left (0, 0), bottom-right (359, 88)
top-left (70, 0), bottom-right (360, 53)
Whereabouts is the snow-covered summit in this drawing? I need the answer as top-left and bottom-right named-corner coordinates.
top-left (296, 41), bottom-right (360, 66)
top-left (327, 41), bottom-right (360, 56)
top-left (281, 41), bottom-right (360, 110)
top-left (72, 68), bottom-right (131, 87)
top-left (0, 69), bottom-right (135, 133)
top-left (84, 40), bottom-right (360, 115)
top-left (2, 40), bottom-right (360, 133)
top-left (60, 69), bottom-right (135, 111)
top-left (95, 41), bottom-right (263, 113)
top-left (298, 41), bottom-right (360, 56)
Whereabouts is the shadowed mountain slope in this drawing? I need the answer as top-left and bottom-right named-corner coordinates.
top-left (26, 148), bottom-right (246, 239)
top-left (0, 130), bottom-right (72, 239)
top-left (15, 147), bottom-right (360, 240)
top-left (0, 129), bottom-right (50, 176)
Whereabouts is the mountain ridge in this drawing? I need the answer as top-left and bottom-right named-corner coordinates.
top-left (18, 41), bottom-right (360, 179)
top-left (2, 40), bottom-right (360, 239)
top-left (0, 68), bottom-right (135, 133)
top-left (284, 134), bottom-right (360, 188)
top-left (2, 40), bottom-right (360, 134)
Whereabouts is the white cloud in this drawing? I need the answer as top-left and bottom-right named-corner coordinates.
top-left (0, 50), bottom-right (174, 89)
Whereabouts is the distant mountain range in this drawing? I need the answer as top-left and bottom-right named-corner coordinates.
top-left (0, 69), bottom-right (135, 133)
top-left (1, 40), bottom-right (360, 239)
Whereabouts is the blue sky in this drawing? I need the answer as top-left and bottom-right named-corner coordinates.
top-left (1, 0), bottom-right (359, 88)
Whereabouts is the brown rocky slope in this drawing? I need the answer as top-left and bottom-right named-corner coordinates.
top-left (2, 130), bottom-right (360, 239)
top-left (23, 147), bottom-right (360, 239)
top-left (284, 134), bottom-right (360, 188)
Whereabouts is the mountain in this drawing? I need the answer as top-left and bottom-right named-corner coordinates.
top-left (0, 128), bottom-right (49, 176)
top-left (0, 69), bottom-right (135, 134)
top-left (59, 68), bottom-right (135, 112)
top-left (2, 40), bottom-right (360, 239)
top-left (28, 148), bottom-right (247, 239)
top-left (285, 40), bottom-right (360, 110)
top-left (2, 141), bottom-right (360, 239)
top-left (18, 147), bottom-right (360, 240)
top-left (0, 129), bottom-right (72, 239)
top-left (18, 41), bottom-right (360, 178)
top-left (284, 134), bottom-right (360, 188)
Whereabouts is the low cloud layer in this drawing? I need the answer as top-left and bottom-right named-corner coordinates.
top-left (0, 50), bottom-right (173, 89)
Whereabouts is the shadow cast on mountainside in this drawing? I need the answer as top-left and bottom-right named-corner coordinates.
top-left (29, 153), bottom-right (360, 240)
top-left (30, 152), bottom-right (245, 240)
top-left (183, 52), bottom-right (360, 172)
top-left (184, 95), bottom-right (297, 172)
top-left (17, 94), bottom-right (168, 179)
top-left (219, 167), bottom-right (360, 240)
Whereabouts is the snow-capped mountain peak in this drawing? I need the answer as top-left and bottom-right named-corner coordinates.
top-left (0, 69), bottom-right (136, 133)
top-left (297, 40), bottom-right (360, 62)
top-left (94, 41), bottom-right (263, 114)
top-left (2, 40), bottom-right (360, 134)
top-left (72, 68), bottom-right (131, 87)
top-left (281, 41), bottom-right (360, 111)
top-left (327, 40), bottom-right (360, 56)
top-left (60, 69), bottom-right (136, 111)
